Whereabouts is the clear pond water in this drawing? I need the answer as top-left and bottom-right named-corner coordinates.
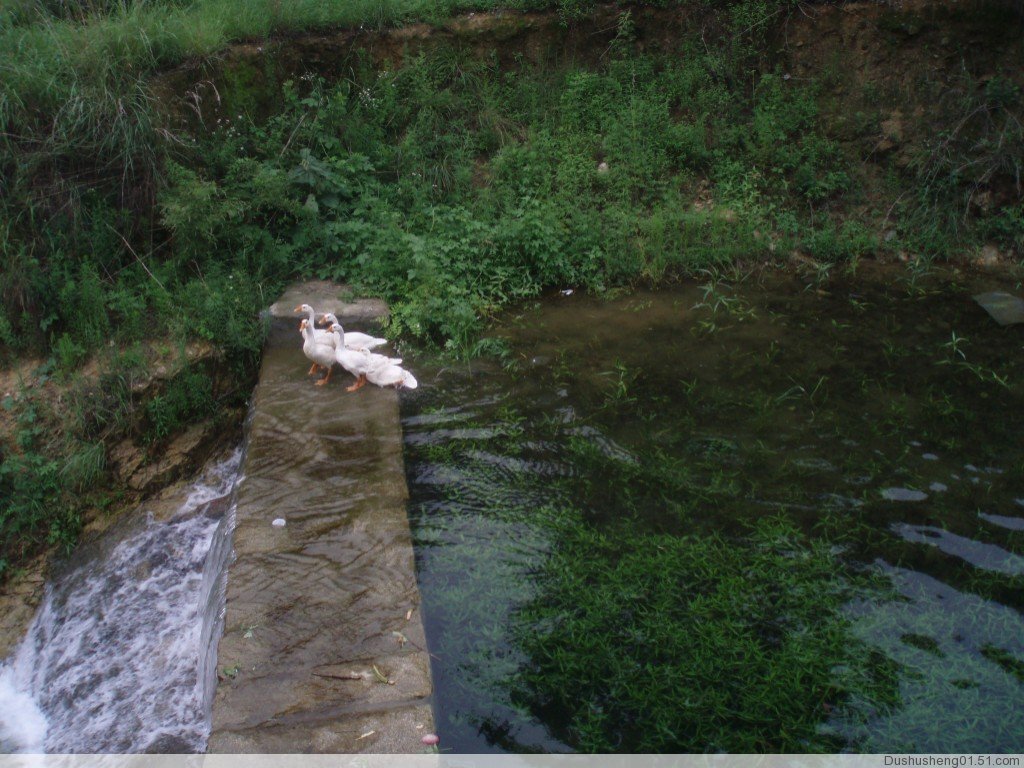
top-left (401, 267), bottom-right (1024, 753)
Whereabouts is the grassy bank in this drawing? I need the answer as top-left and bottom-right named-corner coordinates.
top-left (1, 0), bottom-right (646, 361)
top-left (155, 17), bottom-right (1022, 346)
top-left (160, 40), bottom-right (862, 348)
top-left (2, 0), bottom-right (1023, 578)
top-left (2, 0), bottom-right (1022, 357)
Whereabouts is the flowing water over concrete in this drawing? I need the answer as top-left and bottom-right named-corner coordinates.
top-left (208, 284), bottom-right (433, 752)
top-left (0, 283), bottom-right (432, 753)
top-left (0, 450), bottom-right (241, 753)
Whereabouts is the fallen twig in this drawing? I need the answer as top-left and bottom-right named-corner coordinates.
top-left (312, 671), bottom-right (363, 681)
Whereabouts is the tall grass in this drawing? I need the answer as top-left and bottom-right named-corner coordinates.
top-left (0, 0), bottom-right (509, 349)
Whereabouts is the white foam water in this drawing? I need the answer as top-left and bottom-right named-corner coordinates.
top-left (0, 668), bottom-right (47, 752)
top-left (0, 449), bottom-right (242, 754)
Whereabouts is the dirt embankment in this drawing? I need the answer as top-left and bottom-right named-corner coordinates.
top-left (0, 341), bottom-right (243, 515)
top-left (781, 1), bottom-right (1023, 210)
top-left (155, 1), bottom-right (1024, 137)
top-left (152, 4), bottom-right (699, 122)
top-left (153, 0), bottom-right (1023, 264)
top-left (0, 343), bottom-right (246, 655)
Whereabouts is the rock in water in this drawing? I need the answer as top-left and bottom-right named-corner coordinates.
top-left (881, 487), bottom-right (928, 502)
top-left (973, 292), bottom-right (1024, 326)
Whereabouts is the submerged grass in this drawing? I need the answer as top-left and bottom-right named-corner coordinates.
top-left (513, 517), bottom-right (897, 752)
top-left (421, 458), bottom-right (901, 752)
top-left (406, 379), bottom-right (904, 752)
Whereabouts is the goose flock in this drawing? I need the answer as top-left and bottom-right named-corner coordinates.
top-left (294, 303), bottom-right (418, 391)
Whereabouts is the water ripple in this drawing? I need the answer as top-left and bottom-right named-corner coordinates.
top-left (892, 523), bottom-right (1024, 576)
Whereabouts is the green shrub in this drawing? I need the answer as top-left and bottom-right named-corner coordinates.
top-left (144, 367), bottom-right (216, 442)
top-left (803, 221), bottom-right (878, 264)
top-left (0, 399), bottom-right (83, 575)
top-left (147, 47), bottom-right (863, 354)
top-left (53, 332), bottom-right (87, 373)
top-left (980, 205), bottom-right (1024, 254)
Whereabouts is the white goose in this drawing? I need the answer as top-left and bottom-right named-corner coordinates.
top-left (300, 319), bottom-right (337, 385)
top-left (327, 324), bottom-right (414, 391)
top-left (365, 354), bottom-right (418, 390)
top-left (294, 304), bottom-right (334, 348)
top-left (319, 312), bottom-right (387, 351)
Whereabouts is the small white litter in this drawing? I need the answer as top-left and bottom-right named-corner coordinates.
top-left (272, 518), bottom-right (286, 527)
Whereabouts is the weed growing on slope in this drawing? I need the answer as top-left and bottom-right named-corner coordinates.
top-left (0, 345), bottom-right (245, 580)
top-left (0, 398), bottom-right (81, 578)
top-left (156, 43), bottom-right (857, 354)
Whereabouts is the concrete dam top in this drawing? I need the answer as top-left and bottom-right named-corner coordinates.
top-left (209, 283), bottom-right (433, 752)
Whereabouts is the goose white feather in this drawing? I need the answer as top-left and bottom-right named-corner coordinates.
top-left (294, 303), bottom-right (334, 348)
top-left (300, 319), bottom-right (337, 386)
top-left (327, 324), bottom-right (417, 391)
top-left (320, 313), bottom-right (387, 351)
top-left (365, 355), bottom-right (418, 390)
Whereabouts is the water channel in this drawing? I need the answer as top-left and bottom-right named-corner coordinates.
top-left (1, 266), bottom-right (1022, 753)
top-left (0, 451), bottom-right (241, 752)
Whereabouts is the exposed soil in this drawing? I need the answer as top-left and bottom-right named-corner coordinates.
top-left (153, 4), bottom-right (700, 122)
top-left (1, 340), bottom-right (242, 509)
top-left (779, 0), bottom-right (1024, 223)
top-left (0, 341), bottom-right (246, 657)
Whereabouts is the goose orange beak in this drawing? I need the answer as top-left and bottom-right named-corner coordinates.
top-left (294, 305), bottom-right (303, 313)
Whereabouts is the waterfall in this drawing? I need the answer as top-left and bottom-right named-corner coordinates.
top-left (0, 449), bottom-right (242, 753)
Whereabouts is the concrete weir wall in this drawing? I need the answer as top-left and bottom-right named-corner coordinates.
top-left (209, 282), bottom-right (433, 753)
